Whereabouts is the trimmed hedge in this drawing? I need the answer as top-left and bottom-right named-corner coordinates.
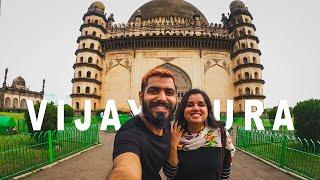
top-left (293, 99), bottom-right (320, 140)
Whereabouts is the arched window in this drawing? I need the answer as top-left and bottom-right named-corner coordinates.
top-left (13, 98), bottom-right (18, 109)
top-left (94, 88), bottom-right (97, 94)
top-left (82, 43), bottom-right (85, 48)
top-left (94, 19), bottom-right (98, 24)
top-left (250, 42), bottom-right (254, 48)
top-left (243, 57), bottom-right (248, 64)
top-left (255, 87), bottom-right (260, 95)
top-left (92, 31), bottom-right (96, 36)
top-left (238, 74), bottom-right (241, 80)
top-left (80, 57), bottom-right (84, 63)
top-left (245, 87), bottom-right (251, 95)
top-left (88, 57), bottom-right (93, 63)
top-left (239, 30), bottom-right (245, 37)
top-left (254, 72), bottom-right (259, 79)
top-left (238, 88), bottom-right (242, 95)
top-left (90, 43), bottom-right (94, 50)
top-left (85, 87), bottom-right (90, 93)
top-left (76, 102), bottom-right (80, 110)
top-left (245, 72), bottom-right (250, 79)
top-left (94, 103), bottom-right (97, 110)
top-left (253, 57), bottom-right (257, 64)
top-left (76, 86), bottom-right (80, 93)
top-left (86, 71), bottom-right (91, 78)
top-left (98, 46), bottom-right (100, 51)
top-left (85, 31), bottom-right (88, 36)
top-left (241, 43), bottom-right (246, 49)
top-left (5, 97), bottom-right (11, 108)
top-left (95, 73), bottom-right (98, 79)
top-left (20, 99), bottom-right (27, 109)
top-left (97, 59), bottom-right (99, 64)
top-left (248, 30), bottom-right (252, 35)
top-left (237, 59), bottom-right (240, 65)
top-left (78, 71), bottom-right (82, 78)
top-left (87, 19), bottom-right (91, 23)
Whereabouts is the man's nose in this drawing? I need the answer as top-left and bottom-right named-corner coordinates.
top-left (156, 90), bottom-right (167, 101)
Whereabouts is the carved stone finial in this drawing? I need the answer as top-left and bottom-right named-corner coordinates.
top-left (136, 9), bottom-right (142, 16)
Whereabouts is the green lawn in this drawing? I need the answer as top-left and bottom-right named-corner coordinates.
top-left (0, 126), bottom-right (99, 179)
top-left (243, 143), bottom-right (320, 179)
top-left (0, 112), bottom-right (24, 120)
top-left (221, 116), bottom-right (273, 129)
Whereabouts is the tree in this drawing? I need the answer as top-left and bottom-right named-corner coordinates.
top-left (267, 106), bottom-right (293, 122)
top-left (267, 106), bottom-right (278, 121)
top-left (25, 101), bottom-right (57, 132)
top-left (293, 99), bottom-right (320, 140)
top-left (64, 104), bottom-right (74, 117)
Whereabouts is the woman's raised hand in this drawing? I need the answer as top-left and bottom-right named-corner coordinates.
top-left (170, 122), bottom-right (183, 148)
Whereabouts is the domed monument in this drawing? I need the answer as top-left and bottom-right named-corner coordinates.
top-left (71, 0), bottom-right (265, 114)
top-left (0, 68), bottom-right (45, 109)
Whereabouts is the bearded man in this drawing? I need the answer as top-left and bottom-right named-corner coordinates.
top-left (108, 68), bottom-right (177, 180)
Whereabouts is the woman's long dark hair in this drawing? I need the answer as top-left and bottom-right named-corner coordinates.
top-left (175, 89), bottom-right (225, 131)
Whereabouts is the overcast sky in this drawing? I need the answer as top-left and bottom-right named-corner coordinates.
top-left (0, 0), bottom-right (319, 108)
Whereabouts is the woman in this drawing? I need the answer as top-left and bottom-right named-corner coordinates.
top-left (163, 89), bottom-right (235, 180)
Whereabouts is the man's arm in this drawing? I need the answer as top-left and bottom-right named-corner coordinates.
top-left (107, 152), bottom-right (142, 180)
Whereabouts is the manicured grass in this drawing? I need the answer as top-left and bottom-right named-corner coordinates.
top-left (0, 126), bottom-right (99, 179)
top-left (106, 114), bottom-right (131, 132)
top-left (0, 112), bottom-right (24, 120)
top-left (243, 143), bottom-right (320, 179)
top-left (221, 116), bottom-right (273, 129)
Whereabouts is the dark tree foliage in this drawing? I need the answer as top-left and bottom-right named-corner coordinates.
top-left (267, 106), bottom-right (293, 122)
top-left (293, 99), bottom-right (320, 140)
top-left (64, 104), bottom-right (74, 117)
top-left (25, 102), bottom-right (57, 132)
top-left (267, 106), bottom-right (278, 121)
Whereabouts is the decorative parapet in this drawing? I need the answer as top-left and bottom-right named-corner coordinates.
top-left (105, 21), bottom-right (232, 39)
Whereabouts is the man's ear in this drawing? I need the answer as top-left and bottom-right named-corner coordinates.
top-left (139, 91), bottom-right (143, 103)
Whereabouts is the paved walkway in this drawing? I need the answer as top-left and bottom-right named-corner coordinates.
top-left (24, 132), bottom-right (297, 180)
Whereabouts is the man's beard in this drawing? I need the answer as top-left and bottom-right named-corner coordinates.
top-left (142, 100), bottom-right (175, 129)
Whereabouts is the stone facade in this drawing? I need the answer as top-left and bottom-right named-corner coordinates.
top-left (71, 0), bottom-right (265, 114)
top-left (0, 68), bottom-right (44, 110)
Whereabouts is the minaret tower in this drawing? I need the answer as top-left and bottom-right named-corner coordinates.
top-left (229, 0), bottom-right (265, 113)
top-left (41, 79), bottom-right (45, 96)
top-left (3, 68), bottom-right (8, 88)
top-left (71, 1), bottom-right (107, 114)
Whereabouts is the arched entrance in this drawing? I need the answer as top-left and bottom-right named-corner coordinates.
top-left (158, 63), bottom-right (192, 102)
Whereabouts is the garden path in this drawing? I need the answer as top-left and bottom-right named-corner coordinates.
top-left (24, 132), bottom-right (297, 180)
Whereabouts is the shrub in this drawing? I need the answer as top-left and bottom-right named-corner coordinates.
top-left (293, 99), bottom-right (320, 140)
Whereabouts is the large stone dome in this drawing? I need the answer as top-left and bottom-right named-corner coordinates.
top-left (128, 0), bottom-right (208, 24)
top-left (12, 76), bottom-right (26, 88)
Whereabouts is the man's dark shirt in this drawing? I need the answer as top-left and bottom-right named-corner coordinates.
top-left (112, 115), bottom-right (170, 180)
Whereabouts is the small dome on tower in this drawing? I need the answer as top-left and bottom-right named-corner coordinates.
top-left (230, 0), bottom-right (246, 13)
top-left (89, 1), bottom-right (105, 12)
top-left (12, 76), bottom-right (26, 89)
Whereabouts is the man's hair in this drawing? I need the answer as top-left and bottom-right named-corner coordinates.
top-left (141, 68), bottom-right (177, 92)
